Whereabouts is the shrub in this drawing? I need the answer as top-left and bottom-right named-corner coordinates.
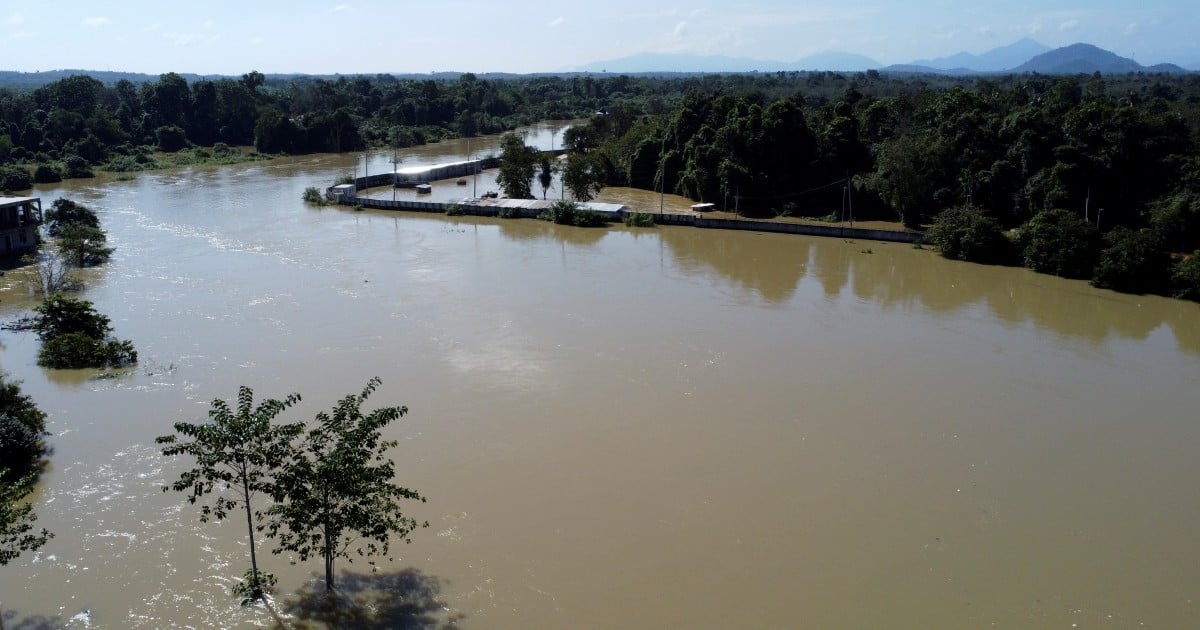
top-left (497, 207), bottom-right (518, 219)
top-left (302, 186), bottom-right (328, 205)
top-left (444, 204), bottom-right (464, 216)
top-left (0, 165), bottom-right (32, 191)
top-left (1171, 252), bottom-right (1200, 302)
top-left (623, 212), bottom-right (656, 227)
top-left (62, 155), bottom-right (94, 179)
top-left (1091, 227), bottom-right (1172, 294)
top-left (37, 333), bottom-right (137, 369)
top-left (1017, 209), bottom-right (1101, 279)
top-left (31, 295), bottom-right (137, 370)
top-left (32, 164), bottom-right (62, 184)
top-left (155, 125), bottom-right (189, 152)
top-left (538, 200), bottom-right (609, 227)
top-left (928, 206), bottom-right (1012, 264)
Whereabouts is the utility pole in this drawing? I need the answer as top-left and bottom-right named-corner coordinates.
top-left (1085, 186), bottom-right (1090, 222)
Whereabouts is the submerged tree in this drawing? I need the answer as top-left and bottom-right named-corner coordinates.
top-left (267, 377), bottom-right (427, 593)
top-left (157, 387), bottom-right (304, 603)
top-left (31, 295), bottom-right (136, 369)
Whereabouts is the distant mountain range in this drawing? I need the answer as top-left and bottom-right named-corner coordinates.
top-left (572, 51), bottom-right (881, 73)
top-left (1, 41), bottom-right (1194, 89)
top-left (572, 40), bottom-right (1193, 75)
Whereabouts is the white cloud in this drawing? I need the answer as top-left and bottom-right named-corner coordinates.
top-left (201, 20), bottom-right (214, 29)
top-left (673, 21), bottom-right (688, 39)
top-left (143, 22), bottom-right (161, 32)
top-left (5, 10), bottom-right (27, 25)
top-left (331, 4), bottom-right (352, 12)
top-left (11, 30), bottom-right (37, 40)
top-left (1124, 22), bottom-right (1138, 36)
top-left (82, 16), bottom-right (111, 27)
top-left (975, 26), bottom-right (993, 36)
top-left (1058, 18), bottom-right (1079, 32)
top-left (250, 36), bottom-right (265, 45)
top-left (549, 16), bottom-right (566, 27)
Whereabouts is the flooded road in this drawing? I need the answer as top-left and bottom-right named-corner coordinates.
top-left (2, 122), bottom-right (1199, 628)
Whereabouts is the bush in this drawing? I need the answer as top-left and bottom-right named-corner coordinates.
top-left (302, 186), bottom-right (328, 205)
top-left (31, 295), bottom-right (136, 369)
top-left (38, 332), bottom-right (137, 369)
top-left (928, 206), bottom-right (1012, 264)
top-left (32, 164), bottom-right (62, 184)
top-left (1091, 227), bottom-right (1172, 294)
top-left (497, 207), bottom-right (518, 219)
top-left (1017, 209), bottom-right (1101, 279)
top-left (0, 165), bottom-right (32, 191)
top-left (623, 212), bottom-right (656, 227)
top-left (212, 142), bottom-right (234, 156)
top-left (103, 155), bottom-right (144, 172)
top-left (155, 125), bottom-right (189, 152)
top-left (1171, 253), bottom-right (1200, 302)
top-left (538, 200), bottom-right (608, 227)
top-left (62, 155), bottom-right (94, 179)
top-left (444, 203), bottom-right (464, 216)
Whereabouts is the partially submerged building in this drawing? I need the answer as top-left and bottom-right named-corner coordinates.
top-left (0, 196), bottom-right (42, 256)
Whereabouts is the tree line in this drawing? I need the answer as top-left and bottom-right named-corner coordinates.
top-left (556, 72), bottom-right (1200, 299)
top-left (0, 71), bottom-right (666, 187)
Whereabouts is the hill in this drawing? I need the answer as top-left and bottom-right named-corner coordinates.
top-left (1012, 43), bottom-right (1187, 74)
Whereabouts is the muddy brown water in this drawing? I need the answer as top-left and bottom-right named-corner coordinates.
top-left (2, 121), bottom-right (1199, 628)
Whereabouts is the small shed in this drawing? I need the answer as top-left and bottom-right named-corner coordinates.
top-left (691, 202), bottom-right (715, 212)
top-left (330, 184), bottom-right (357, 202)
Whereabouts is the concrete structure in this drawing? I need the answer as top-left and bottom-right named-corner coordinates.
top-left (326, 173), bottom-right (928, 245)
top-left (0, 196), bottom-right (42, 256)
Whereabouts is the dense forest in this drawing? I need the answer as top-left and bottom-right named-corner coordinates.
top-left (1, 69), bottom-right (1199, 298)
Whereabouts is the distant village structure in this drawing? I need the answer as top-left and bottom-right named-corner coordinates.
top-left (0, 196), bottom-right (42, 256)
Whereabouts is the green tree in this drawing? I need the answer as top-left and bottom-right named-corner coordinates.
top-left (1, 471), bottom-right (52, 566)
top-left (267, 378), bottom-right (426, 593)
top-left (495, 132), bottom-right (537, 199)
top-left (1018, 209), bottom-right (1101, 279)
top-left (0, 165), bottom-right (32, 192)
top-left (563, 153), bottom-right (605, 202)
top-left (928, 206), bottom-right (1013, 264)
top-left (31, 295), bottom-right (137, 369)
top-left (44, 198), bottom-right (101, 237)
top-left (537, 153), bottom-right (555, 200)
top-left (1091, 227), bottom-right (1171, 294)
top-left (56, 224), bottom-right (114, 267)
top-left (1171, 252), bottom-right (1200, 301)
top-left (0, 373), bottom-right (48, 483)
top-left (157, 387), bottom-right (304, 603)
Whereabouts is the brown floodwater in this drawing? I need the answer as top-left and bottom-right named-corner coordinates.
top-left (2, 121), bottom-right (1199, 628)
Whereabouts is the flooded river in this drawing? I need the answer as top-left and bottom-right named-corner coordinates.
top-left (2, 121), bottom-right (1199, 628)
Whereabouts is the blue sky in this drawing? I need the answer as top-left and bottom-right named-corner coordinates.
top-left (2, 1), bottom-right (1197, 74)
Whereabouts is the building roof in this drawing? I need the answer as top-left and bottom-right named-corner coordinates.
top-left (0, 196), bottom-right (40, 209)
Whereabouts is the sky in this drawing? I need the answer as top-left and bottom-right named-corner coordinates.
top-left (2, 0), bottom-right (1197, 75)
